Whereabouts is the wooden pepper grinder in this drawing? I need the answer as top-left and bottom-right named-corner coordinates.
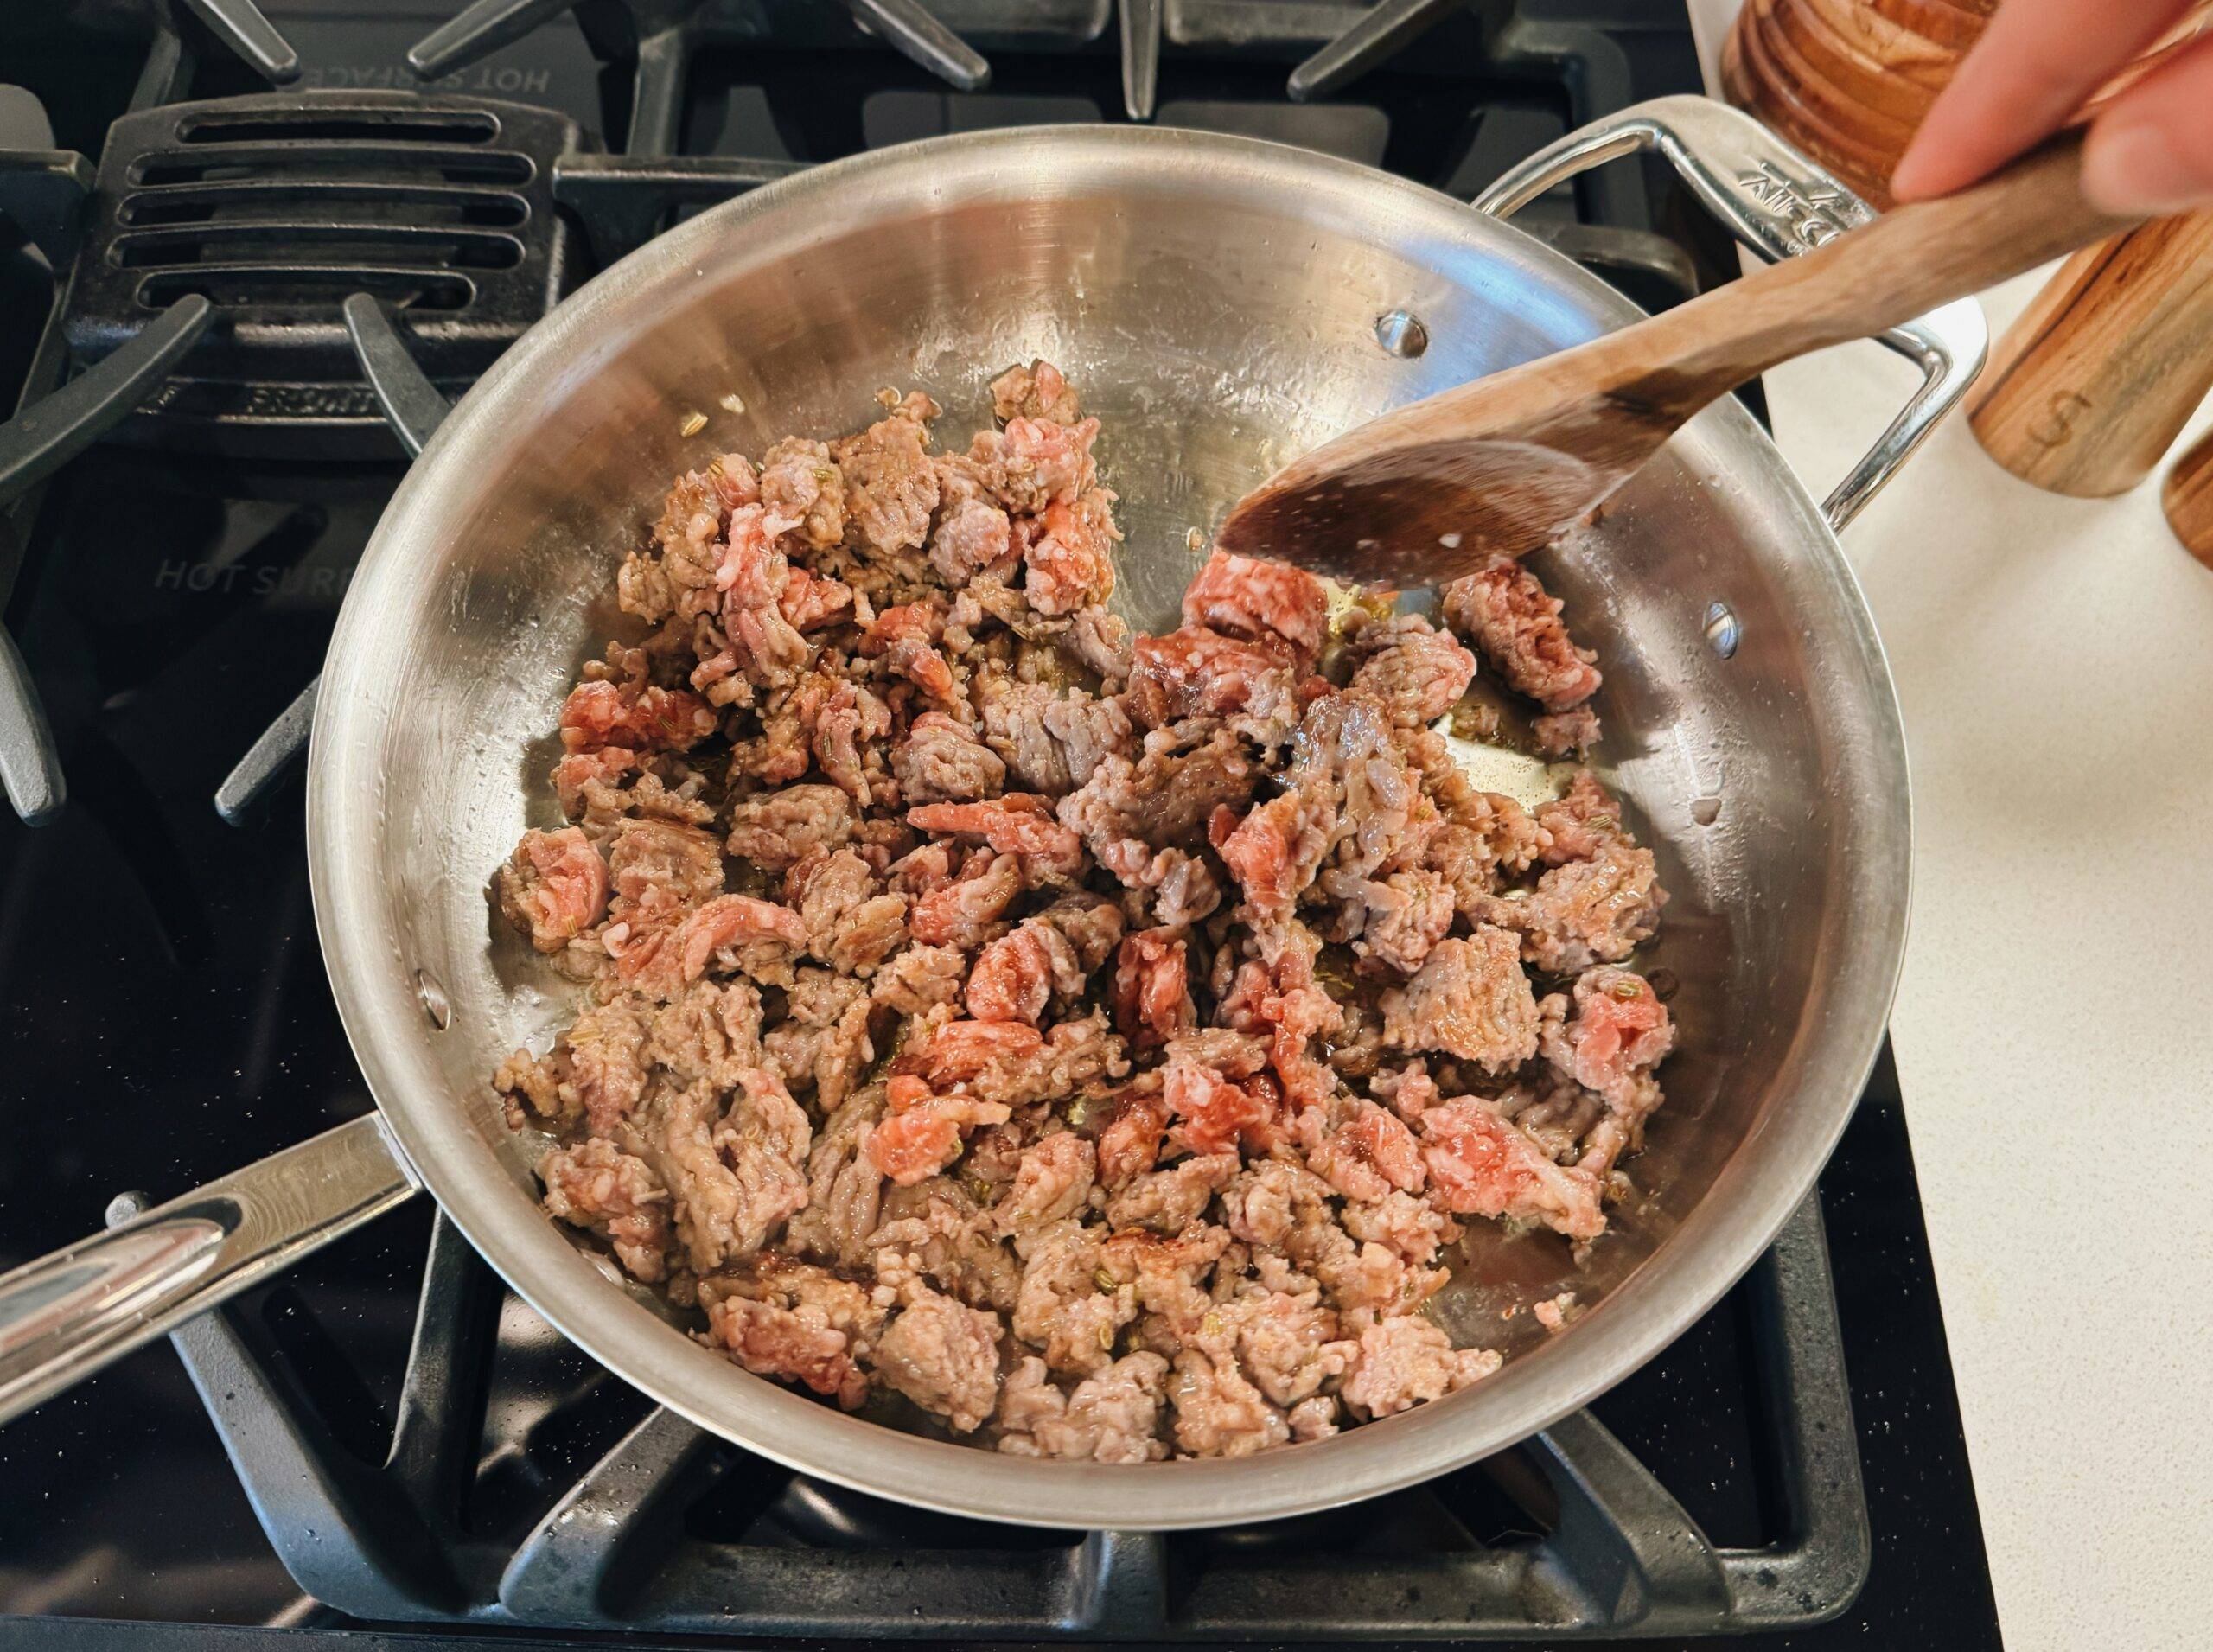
top-left (2165, 424), bottom-right (2213, 566)
top-left (1722, 2), bottom-right (2212, 209)
top-left (1721, 0), bottom-right (1991, 208)
top-left (1964, 213), bottom-right (2213, 495)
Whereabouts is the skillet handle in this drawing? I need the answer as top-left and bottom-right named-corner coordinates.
top-left (0, 1113), bottom-right (421, 1426)
top-left (1474, 93), bottom-right (1989, 533)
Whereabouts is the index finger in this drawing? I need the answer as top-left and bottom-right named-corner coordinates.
top-left (1891, 0), bottom-right (2196, 201)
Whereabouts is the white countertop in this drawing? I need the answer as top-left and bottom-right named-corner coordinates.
top-left (1674, 10), bottom-right (2213, 1637)
top-left (1766, 317), bottom-right (2213, 1652)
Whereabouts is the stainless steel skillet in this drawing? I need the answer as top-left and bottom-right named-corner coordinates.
top-left (0, 99), bottom-right (1977, 1529)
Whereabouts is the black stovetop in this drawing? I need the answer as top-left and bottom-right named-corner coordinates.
top-left (0, 2), bottom-right (2001, 1645)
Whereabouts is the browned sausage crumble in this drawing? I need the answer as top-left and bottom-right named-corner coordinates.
top-left (493, 362), bottom-right (1670, 1460)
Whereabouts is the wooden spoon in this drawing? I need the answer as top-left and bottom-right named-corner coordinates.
top-left (1216, 130), bottom-right (2140, 588)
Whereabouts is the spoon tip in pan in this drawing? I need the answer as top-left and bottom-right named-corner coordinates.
top-left (1217, 435), bottom-right (1616, 588)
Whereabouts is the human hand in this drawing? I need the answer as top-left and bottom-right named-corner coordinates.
top-left (1892, 0), bottom-right (2213, 214)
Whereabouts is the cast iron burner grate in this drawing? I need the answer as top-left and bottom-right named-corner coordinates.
top-left (148, 1196), bottom-right (1867, 1638)
top-left (65, 91), bottom-right (582, 456)
top-left (13, 0), bottom-right (1674, 470)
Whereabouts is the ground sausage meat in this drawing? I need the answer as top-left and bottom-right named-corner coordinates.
top-left (1439, 555), bottom-right (1600, 713)
top-left (1341, 612), bottom-right (1478, 727)
top-left (499, 827), bottom-right (609, 953)
top-left (1181, 547), bottom-right (1330, 666)
top-left (494, 361), bottom-right (1674, 1463)
top-left (1381, 928), bottom-right (1540, 1071)
top-left (871, 1287), bottom-right (1003, 1432)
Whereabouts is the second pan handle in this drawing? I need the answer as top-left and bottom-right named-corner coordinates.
top-left (1474, 93), bottom-right (1990, 534)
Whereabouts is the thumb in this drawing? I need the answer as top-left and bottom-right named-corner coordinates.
top-left (2080, 38), bottom-right (2213, 214)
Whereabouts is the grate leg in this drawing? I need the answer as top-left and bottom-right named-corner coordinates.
top-left (498, 1403), bottom-right (728, 1621)
top-left (1060, 1528), bottom-right (1168, 1635)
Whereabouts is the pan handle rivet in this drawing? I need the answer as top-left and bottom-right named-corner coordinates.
top-left (416, 968), bottom-right (453, 1030)
top-left (104, 1191), bottom-right (150, 1228)
top-left (1703, 601), bottom-right (1741, 659)
top-left (1374, 309), bottom-right (1428, 358)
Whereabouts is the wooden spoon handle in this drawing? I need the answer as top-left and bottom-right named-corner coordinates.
top-left (1610, 130), bottom-right (2142, 410)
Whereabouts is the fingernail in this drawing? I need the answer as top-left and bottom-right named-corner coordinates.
top-left (2082, 120), bottom-right (2213, 215)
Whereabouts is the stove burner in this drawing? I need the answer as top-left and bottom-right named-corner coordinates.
top-left (160, 1198), bottom-right (1868, 1638)
top-left (63, 91), bottom-right (579, 458)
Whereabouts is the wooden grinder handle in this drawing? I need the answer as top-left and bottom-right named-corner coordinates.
top-left (2164, 424), bottom-right (2213, 567)
top-left (1966, 212), bottom-right (2213, 497)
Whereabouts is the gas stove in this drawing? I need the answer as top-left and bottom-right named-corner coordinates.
top-left (0, 1), bottom-right (2000, 1645)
